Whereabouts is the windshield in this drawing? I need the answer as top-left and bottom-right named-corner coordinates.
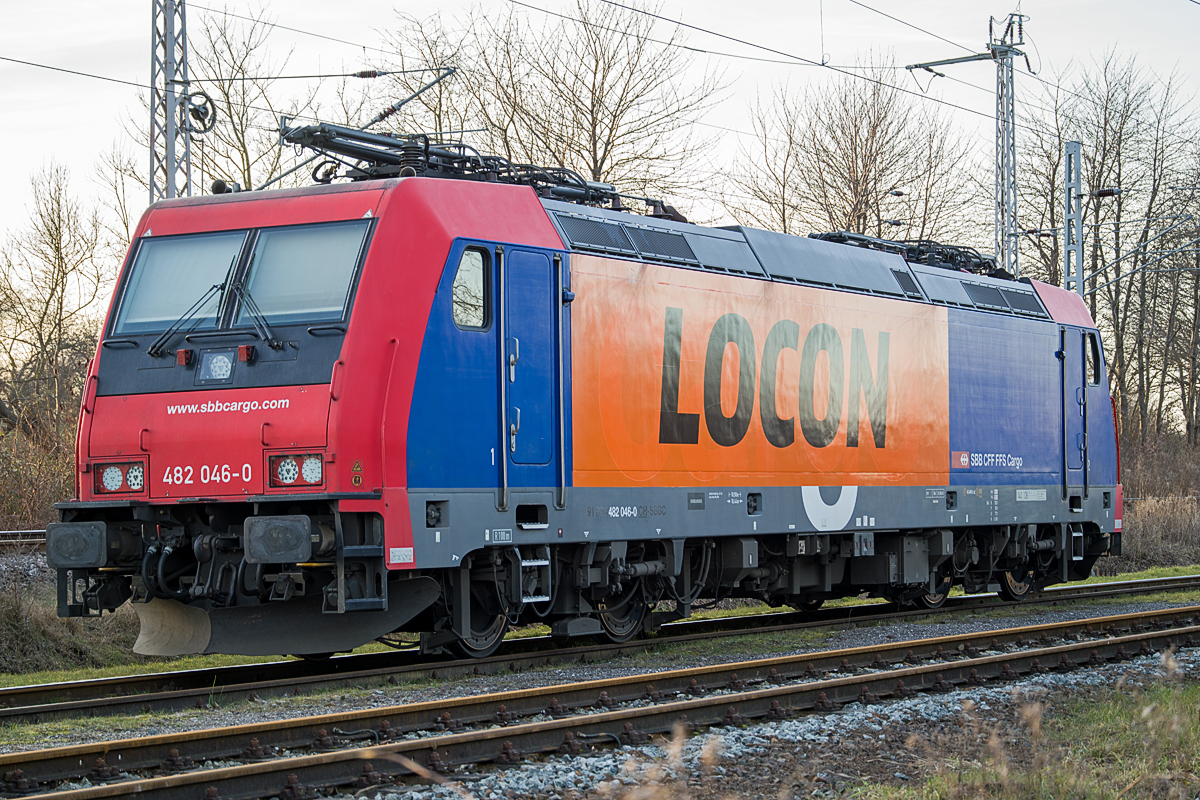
top-left (112, 231), bottom-right (246, 335)
top-left (235, 220), bottom-right (370, 326)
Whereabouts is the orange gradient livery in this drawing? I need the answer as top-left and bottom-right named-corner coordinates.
top-left (571, 255), bottom-right (950, 488)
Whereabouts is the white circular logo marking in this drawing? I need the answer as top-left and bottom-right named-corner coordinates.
top-left (801, 486), bottom-right (859, 531)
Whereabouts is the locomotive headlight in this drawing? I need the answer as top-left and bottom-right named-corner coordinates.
top-left (125, 463), bottom-right (144, 491)
top-left (92, 461), bottom-right (148, 494)
top-left (276, 458), bottom-right (299, 484)
top-left (102, 466), bottom-right (124, 492)
top-left (301, 456), bottom-right (322, 484)
top-left (268, 453), bottom-right (326, 489)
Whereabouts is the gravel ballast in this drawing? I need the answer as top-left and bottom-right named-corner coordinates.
top-left (337, 648), bottom-right (1198, 800)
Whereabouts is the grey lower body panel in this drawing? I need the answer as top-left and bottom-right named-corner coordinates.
top-left (407, 483), bottom-right (1118, 569)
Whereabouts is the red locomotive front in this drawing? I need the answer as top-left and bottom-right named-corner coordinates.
top-left (51, 177), bottom-right (561, 656)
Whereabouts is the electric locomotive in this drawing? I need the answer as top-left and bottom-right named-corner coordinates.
top-left (47, 125), bottom-right (1122, 657)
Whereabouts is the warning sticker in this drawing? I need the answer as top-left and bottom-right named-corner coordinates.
top-left (352, 460), bottom-right (363, 472)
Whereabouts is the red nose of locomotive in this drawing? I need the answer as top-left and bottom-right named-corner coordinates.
top-left (75, 186), bottom-right (385, 504)
top-left (84, 384), bottom-right (332, 500)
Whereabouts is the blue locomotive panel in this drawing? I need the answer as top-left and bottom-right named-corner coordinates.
top-left (947, 309), bottom-right (1062, 486)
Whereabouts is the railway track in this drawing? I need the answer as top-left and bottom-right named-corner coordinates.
top-left (0, 531), bottom-right (46, 551)
top-left (3, 605), bottom-right (1197, 800)
top-left (0, 574), bottom-right (1196, 725)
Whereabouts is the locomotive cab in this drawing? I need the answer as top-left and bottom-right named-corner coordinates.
top-left (50, 181), bottom-right (443, 655)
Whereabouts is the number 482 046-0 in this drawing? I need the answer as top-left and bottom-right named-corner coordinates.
top-left (162, 464), bottom-right (253, 485)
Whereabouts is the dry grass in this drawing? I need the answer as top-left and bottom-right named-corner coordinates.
top-left (1119, 432), bottom-right (1200, 500)
top-left (876, 675), bottom-right (1200, 799)
top-left (0, 558), bottom-right (144, 676)
top-left (1104, 496), bottom-right (1200, 574)
top-left (574, 675), bottom-right (1200, 800)
top-left (0, 428), bottom-right (73, 531)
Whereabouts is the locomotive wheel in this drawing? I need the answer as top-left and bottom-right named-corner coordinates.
top-left (451, 611), bottom-right (509, 659)
top-left (913, 573), bottom-right (953, 610)
top-left (789, 599), bottom-right (824, 614)
top-left (597, 591), bottom-right (647, 644)
top-left (998, 565), bottom-right (1034, 602)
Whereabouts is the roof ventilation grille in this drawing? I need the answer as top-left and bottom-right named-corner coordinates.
top-left (999, 289), bottom-right (1047, 316)
top-left (891, 269), bottom-right (924, 299)
top-left (962, 282), bottom-right (1009, 310)
top-left (625, 226), bottom-right (698, 264)
top-left (554, 213), bottom-right (636, 255)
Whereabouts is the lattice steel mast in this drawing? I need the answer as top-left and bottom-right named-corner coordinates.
top-left (908, 13), bottom-right (1028, 277)
top-left (150, 0), bottom-right (191, 202)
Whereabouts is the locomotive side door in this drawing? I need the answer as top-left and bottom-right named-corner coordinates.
top-left (1061, 326), bottom-right (1087, 495)
top-left (501, 248), bottom-right (558, 492)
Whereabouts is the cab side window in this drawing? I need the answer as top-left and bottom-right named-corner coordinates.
top-left (451, 248), bottom-right (490, 330)
top-left (1086, 332), bottom-right (1102, 386)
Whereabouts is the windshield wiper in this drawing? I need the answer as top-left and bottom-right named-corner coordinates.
top-left (233, 285), bottom-right (282, 350)
top-left (146, 282), bottom-right (227, 357)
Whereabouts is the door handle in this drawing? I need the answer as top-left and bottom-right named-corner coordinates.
top-left (510, 407), bottom-right (520, 452)
top-left (508, 337), bottom-right (519, 382)
top-left (83, 374), bottom-right (98, 414)
top-left (139, 428), bottom-right (149, 453)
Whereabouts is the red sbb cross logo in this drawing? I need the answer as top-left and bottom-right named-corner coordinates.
top-left (952, 451), bottom-right (971, 469)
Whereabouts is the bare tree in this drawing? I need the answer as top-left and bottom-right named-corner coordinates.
top-left (724, 86), bottom-right (806, 235)
top-left (0, 164), bottom-right (108, 443)
top-left (94, 142), bottom-right (142, 261)
top-left (183, 8), bottom-right (323, 192)
top-left (1018, 53), bottom-right (1196, 441)
top-left (107, 7), bottom-right (325, 208)
top-left (727, 58), bottom-right (983, 243)
top-left (382, 2), bottom-right (722, 204)
top-left (379, 13), bottom-right (478, 144)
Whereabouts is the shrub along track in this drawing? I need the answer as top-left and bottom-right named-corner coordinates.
top-left (0, 574), bottom-right (1196, 725)
top-left (2, 605), bottom-right (1198, 800)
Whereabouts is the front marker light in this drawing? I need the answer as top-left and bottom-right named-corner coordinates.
top-left (126, 463), bottom-right (144, 491)
top-left (276, 458), bottom-right (299, 484)
top-left (102, 466), bottom-right (124, 492)
top-left (93, 461), bottom-right (148, 494)
top-left (268, 453), bottom-right (325, 489)
top-left (301, 456), bottom-right (322, 484)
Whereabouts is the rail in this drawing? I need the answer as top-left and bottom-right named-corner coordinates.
top-left (4, 605), bottom-right (1197, 800)
top-left (0, 530), bottom-right (46, 549)
top-left (0, 573), bottom-right (1196, 725)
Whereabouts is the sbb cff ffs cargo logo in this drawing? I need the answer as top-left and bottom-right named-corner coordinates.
top-left (569, 255), bottom-right (952, 488)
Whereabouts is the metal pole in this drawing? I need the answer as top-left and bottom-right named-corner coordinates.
top-left (996, 46), bottom-right (1018, 277)
top-left (1064, 141), bottom-right (1084, 296)
top-left (907, 14), bottom-right (1025, 277)
top-left (151, 0), bottom-right (191, 202)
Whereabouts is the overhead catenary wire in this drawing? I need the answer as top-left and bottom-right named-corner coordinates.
top-left (0, 54), bottom-right (146, 89)
top-left (193, 68), bottom-right (439, 82)
top-left (595, 0), bottom-right (1051, 135)
top-left (187, 4), bottom-right (405, 60)
top-left (515, 0), bottom-right (1078, 145)
top-left (845, 0), bottom-right (975, 55)
top-left (510, 0), bottom-right (864, 68)
top-left (0, 52), bottom-right (430, 132)
top-left (822, 0), bottom-right (1197, 155)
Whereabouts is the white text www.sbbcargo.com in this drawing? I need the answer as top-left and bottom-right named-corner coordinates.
top-left (165, 398), bottom-right (290, 415)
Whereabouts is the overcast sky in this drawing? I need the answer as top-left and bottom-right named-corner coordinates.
top-left (1, 0), bottom-right (1197, 240)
